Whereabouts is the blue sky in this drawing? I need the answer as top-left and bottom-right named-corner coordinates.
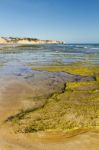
top-left (0, 0), bottom-right (99, 43)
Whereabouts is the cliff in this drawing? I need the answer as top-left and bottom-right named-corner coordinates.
top-left (0, 37), bottom-right (64, 45)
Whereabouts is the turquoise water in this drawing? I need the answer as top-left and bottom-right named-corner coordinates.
top-left (0, 44), bottom-right (99, 67)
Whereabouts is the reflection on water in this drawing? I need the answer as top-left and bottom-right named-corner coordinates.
top-left (0, 44), bottom-right (99, 74)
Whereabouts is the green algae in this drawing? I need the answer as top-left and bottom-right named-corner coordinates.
top-left (7, 80), bottom-right (99, 133)
top-left (32, 62), bottom-right (99, 77)
top-left (6, 63), bottom-right (99, 133)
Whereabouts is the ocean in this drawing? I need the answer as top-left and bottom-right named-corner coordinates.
top-left (0, 44), bottom-right (99, 75)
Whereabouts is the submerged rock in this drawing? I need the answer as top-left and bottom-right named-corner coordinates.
top-left (0, 61), bottom-right (95, 100)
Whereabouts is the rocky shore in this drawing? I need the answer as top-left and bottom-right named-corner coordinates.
top-left (0, 61), bottom-right (99, 149)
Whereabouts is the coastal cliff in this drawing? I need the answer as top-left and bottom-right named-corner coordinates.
top-left (0, 37), bottom-right (64, 45)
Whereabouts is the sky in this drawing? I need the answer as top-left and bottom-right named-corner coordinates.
top-left (0, 0), bottom-right (99, 43)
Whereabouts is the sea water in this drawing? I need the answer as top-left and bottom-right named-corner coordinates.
top-left (0, 44), bottom-right (99, 75)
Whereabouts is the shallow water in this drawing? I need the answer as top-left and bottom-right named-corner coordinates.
top-left (0, 44), bottom-right (99, 67)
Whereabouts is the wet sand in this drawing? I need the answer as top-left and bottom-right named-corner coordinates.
top-left (0, 62), bottom-right (99, 150)
top-left (0, 123), bottom-right (99, 150)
